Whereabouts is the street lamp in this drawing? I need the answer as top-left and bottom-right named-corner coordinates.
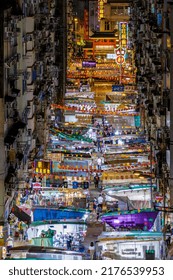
top-left (73, 18), bottom-right (78, 55)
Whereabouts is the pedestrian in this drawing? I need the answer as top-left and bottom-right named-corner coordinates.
top-left (94, 173), bottom-right (99, 188)
top-left (19, 231), bottom-right (23, 242)
top-left (97, 194), bottom-right (104, 210)
top-left (88, 242), bottom-right (95, 260)
top-left (97, 157), bottom-right (102, 170)
top-left (96, 204), bottom-right (102, 221)
top-left (166, 235), bottom-right (171, 246)
top-left (25, 177), bottom-right (30, 183)
top-left (93, 197), bottom-right (97, 212)
top-left (32, 176), bottom-right (36, 182)
top-left (67, 234), bottom-right (72, 250)
top-left (97, 138), bottom-right (102, 152)
top-left (86, 194), bottom-right (90, 209)
top-left (6, 235), bottom-right (13, 254)
top-left (23, 228), bottom-right (28, 241)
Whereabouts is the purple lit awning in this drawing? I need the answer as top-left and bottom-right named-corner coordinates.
top-left (101, 210), bottom-right (158, 231)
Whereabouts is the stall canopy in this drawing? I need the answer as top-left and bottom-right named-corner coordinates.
top-left (101, 209), bottom-right (158, 231)
top-left (33, 207), bottom-right (90, 222)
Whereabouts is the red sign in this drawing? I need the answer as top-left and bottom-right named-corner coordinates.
top-left (116, 56), bottom-right (125, 64)
top-left (84, 9), bottom-right (89, 40)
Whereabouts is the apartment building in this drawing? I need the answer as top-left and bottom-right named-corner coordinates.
top-left (0, 0), bottom-right (62, 239)
top-left (130, 0), bottom-right (173, 214)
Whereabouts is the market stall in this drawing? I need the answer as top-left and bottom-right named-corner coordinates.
top-left (28, 220), bottom-right (87, 252)
top-left (101, 209), bottom-right (158, 231)
top-left (103, 184), bottom-right (157, 210)
top-left (32, 206), bottom-right (90, 223)
top-left (97, 231), bottom-right (163, 260)
top-left (30, 188), bottom-right (87, 208)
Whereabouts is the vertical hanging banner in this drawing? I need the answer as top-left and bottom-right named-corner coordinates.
top-left (98, 0), bottom-right (107, 21)
top-left (84, 9), bottom-right (89, 39)
top-left (119, 22), bottom-right (128, 48)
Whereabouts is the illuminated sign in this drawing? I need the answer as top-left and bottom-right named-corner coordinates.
top-left (84, 9), bottom-right (89, 39)
top-left (47, 153), bottom-right (63, 162)
top-left (82, 61), bottom-right (96, 68)
top-left (115, 47), bottom-right (126, 65)
top-left (116, 56), bottom-right (125, 64)
top-left (119, 22), bottom-right (128, 48)
top-left (112, 85), bottom-right (124, 92)
top-left (107, 53), bottom-right (116, 59)
top-left (98, 0), bottom-right (107, 21)
top-left (145, 250), bottom-right (155, 260)
top-left (35, 160), bottom-right (52, 174)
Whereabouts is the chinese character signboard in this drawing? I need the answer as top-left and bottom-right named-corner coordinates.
top-left (98, 0), bottom-right (107, 21)
top-left (34, 160), bottom-right (52, 174)
top-left (119, 22), bottom-right (128, 48)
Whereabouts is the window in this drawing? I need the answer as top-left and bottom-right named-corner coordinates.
top-left (105, 21), bottom-right (110, 31)
top-left (90, 9), bottom-right (94, 17)
top-left (111, 6), bottom-right (129, 16)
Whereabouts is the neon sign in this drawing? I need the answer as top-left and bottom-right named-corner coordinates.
top-left (115, 47), bottom-right (126, 65)
top-left (119, 22), bottom-right (128, 48)
top-left (35, 160), bottom-right (51, 174)
top-left (98, 0), bottom-right (107, 21)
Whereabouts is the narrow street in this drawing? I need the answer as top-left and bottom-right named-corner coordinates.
top-left (1, 0), bottom-right (173, 262)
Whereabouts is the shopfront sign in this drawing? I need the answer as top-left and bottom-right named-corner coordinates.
top-left (107, 53), bottom-right (116, 59)
top-left (124, 85), bottom-right (136, 91)
top-left (82, 61), bottom-right (96, 68)
top-left (112, 85), bottom-right (124, 92)
top-left (34, 160), bottom-right (52, 174)
top-left (47, 152), bottom-right (63, 162)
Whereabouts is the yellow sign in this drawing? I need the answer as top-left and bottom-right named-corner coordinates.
top-left (120, 22), bottom-right (127, 48)
top-left (35, 160), bottom-right (51, 174)
top-left (98, 0), bottom-right (107, 21)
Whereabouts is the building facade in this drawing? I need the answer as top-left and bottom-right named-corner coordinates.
top-left (130, 0), bottom-right (173, 216)
top-left (0, 0), bottom-right (65, 240)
